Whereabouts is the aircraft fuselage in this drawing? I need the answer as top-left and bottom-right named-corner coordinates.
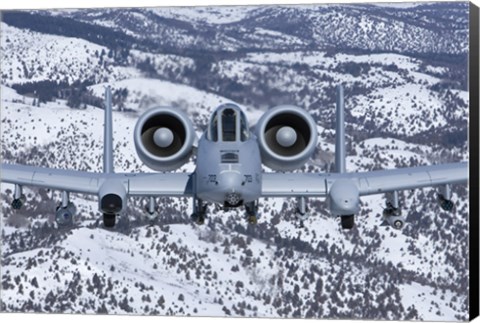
top-left (194, 103), bottom-right (262, 207)
top-left (195, 134), bottom-right (262, 206)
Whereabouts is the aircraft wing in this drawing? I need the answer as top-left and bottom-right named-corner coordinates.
top-left (261, 162), bottom-right (468, 197)
top-left (352, 162), bottom-right (467, 196)
top-left (114, 172), bottom-right (194, 197)
top-left (261, 172), bottom-right (328, 197)
top-left (1, 163), bottom-right (194, 197)
top-left (1, 163), bottom-right (104, 194)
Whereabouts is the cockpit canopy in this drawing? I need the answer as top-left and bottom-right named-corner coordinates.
top-left (207, 103), bottom-right (250, 142)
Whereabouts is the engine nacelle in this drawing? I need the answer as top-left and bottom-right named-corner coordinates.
top-left (134, 107), bottom-right (196, 171)
top-left (55, 202), bottom-right (77, 226)
top-left (255, 105), bottom-right (318, 171)
top-left (98, 180), bottom-right (127, 215)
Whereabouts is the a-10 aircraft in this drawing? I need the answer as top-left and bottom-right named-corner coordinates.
top-left (1, 85), bottom-right (468, 229)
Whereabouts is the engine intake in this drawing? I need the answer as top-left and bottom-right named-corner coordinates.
top-left (256, 105), bottom-right (318, 171)
top-left (134, 107), bottom-right (195, 171)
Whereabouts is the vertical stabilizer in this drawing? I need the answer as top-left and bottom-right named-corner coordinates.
top-left (104, 86), bottom-right (114, 174)
top-left (335, 85), bottom-right (346, 173)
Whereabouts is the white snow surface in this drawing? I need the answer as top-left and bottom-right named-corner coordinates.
top-left (0, 23), bottom-right (141, 85)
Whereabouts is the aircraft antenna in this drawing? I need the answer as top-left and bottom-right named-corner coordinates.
top-left (104, 86), bottom-right (114, 174)
top-left (335, 85), bottom-right (346, 173)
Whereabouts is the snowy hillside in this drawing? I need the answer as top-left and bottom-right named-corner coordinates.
top-left (0, 23), bottom-right (140, 85)
top-left (0, 2), bottom-right (470, 321)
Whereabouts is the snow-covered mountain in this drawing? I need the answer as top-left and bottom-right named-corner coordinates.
top-left (39, 3), bottom-right (468, 54)
top-left (0, 2), bottom-right (470, 320)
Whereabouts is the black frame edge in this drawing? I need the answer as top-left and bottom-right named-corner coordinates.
top-left (470, 1), bottom-right (480, 321)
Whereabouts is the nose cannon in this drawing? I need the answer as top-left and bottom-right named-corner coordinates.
top-left (219, 172), bottom-right (244, 207)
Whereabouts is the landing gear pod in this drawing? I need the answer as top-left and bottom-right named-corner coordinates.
top-left (327, 179), bottom-right (360, 230)
top-left (98, 180), bottom-right (127, 228)
top-left (328, 179), bottom-right (360, 216)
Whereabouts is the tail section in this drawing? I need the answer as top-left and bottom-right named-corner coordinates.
top-left (104, 86), bottom-right (114, 174)
top-left (335, 85), bottom-right (346, 173)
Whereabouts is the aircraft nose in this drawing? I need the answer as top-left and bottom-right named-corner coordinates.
top-left (218, 172), bottom-right (244, 206)
top-left (219, 171), bottom-right (243, 192)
